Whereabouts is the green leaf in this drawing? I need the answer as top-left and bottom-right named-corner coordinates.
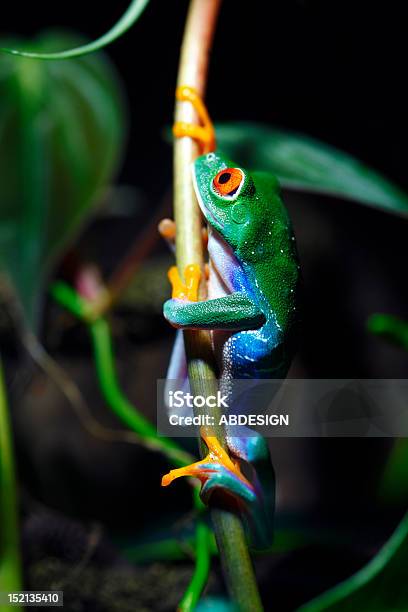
top-left (298, 510), bottom-right (408, 611)
top-left (0, 32), bottom-right (127, 327)
top-left (216, 123), bottom-right (408, 215)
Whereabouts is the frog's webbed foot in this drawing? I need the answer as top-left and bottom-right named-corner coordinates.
top-left (162, 429), bottom-right (256, 504)
top-left (173, 85), bottom-right (216, 154)
top-left (225, 428), bottom-right (275, 549)
top-left (161, 429), bottom-right (274, 550)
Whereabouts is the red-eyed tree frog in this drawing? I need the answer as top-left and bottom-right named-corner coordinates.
top-left (160, 87), bottom-right (300, 549)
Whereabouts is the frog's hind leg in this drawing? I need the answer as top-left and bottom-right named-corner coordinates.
top-left (225, 426), bottom-right (275, 549)
top-left (166, 329), bottom-right (187, 381)
top-left (162, 428), bottom-right (257, 507)
top-left (164, 330), bottom-right (193, 418)
top-left (161, 423), bottom-right (274, 550)
top-left (220, 373), bottom-right (277, 548)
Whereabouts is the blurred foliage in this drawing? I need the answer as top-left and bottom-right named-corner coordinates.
top-left (29, 557), bottom-right (199, 612)
top-left (0, 31), bottom-right (127, 327)
top-left (299, 510), bottom-right (408, 611)
top-left (367, 314), bottom-right (408, 351)
top-left (367, 314), bottom-right (408, 503)
top-left (118, 526), bottom-right (309, 564)
top-left (119, 255), bottom-right (172, 315)
top-left (379, 439), bottom-right (408, 503)
top-left (299, 309), bottom-right (408, 609)
top-left (216, 123), bottom-right (408, 215)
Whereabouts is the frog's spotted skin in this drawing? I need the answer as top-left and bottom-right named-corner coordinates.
top-left (163, 151), bottom-right (300, 549)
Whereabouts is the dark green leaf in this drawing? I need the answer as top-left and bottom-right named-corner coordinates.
top-left (216, 123), bottom-right (408, 215)
top-left (0, 32), bottom-right (127, 326)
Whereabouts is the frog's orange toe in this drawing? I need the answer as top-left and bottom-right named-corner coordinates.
top-left (161, 429), bottom-right (252, 493)
top-left (184, 264), bottom-right (201, 301)
top-left (167, 264), bottom-right (201, 301)
top-left (168, 266), bottom-right (186, 299)
top-left (161, 471), bottom-right (176, 487)
top-left (161, 459), bottom-right (209, 487)
top-left (173, 85), bottom-right (216, 154)
top-left (158, 218), bottom-right (176, 241)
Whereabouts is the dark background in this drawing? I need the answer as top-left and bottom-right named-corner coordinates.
top-left (2, 2), bottom-right (408, 610)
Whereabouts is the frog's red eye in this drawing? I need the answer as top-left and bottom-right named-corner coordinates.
top-left (212, 168), bottom-right (244, 199)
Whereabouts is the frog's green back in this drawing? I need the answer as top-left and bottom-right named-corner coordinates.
top-left (236, 171), bottom-right (301, 342)
top-left (193, 153), bottom-right (301, 345)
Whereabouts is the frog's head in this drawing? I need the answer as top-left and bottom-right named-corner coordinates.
top-left (192, 152), bottom-right (286, 261)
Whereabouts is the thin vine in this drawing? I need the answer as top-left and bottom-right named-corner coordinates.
top-left (0, 0), bottom-right (150, 60)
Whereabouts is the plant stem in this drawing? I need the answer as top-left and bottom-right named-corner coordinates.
top-left (173, 1), bottom-right (263, 610)
top-left (0, 358), bottom-right (22, 612)
top-left (178, 520), bottom-right (212, 612)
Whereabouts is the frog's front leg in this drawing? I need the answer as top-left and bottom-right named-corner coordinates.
top-left (164, 291), bottom-right (265, 331)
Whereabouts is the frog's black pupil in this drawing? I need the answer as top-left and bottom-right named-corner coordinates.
top-left (218, 172), bottom-right (231, 184)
